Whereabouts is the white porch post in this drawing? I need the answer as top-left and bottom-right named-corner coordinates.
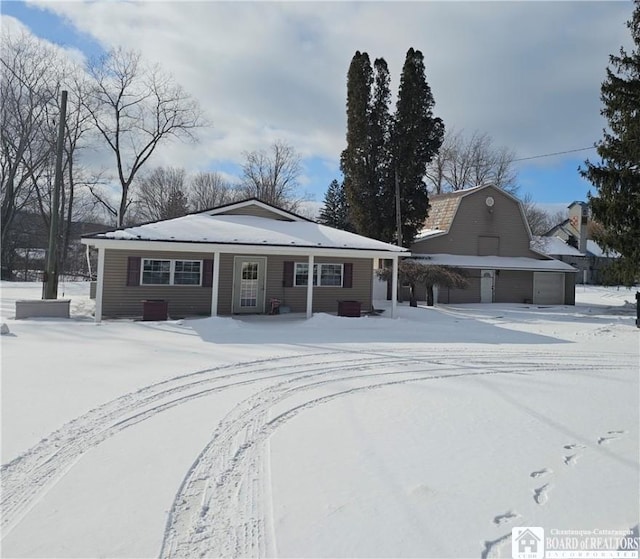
top-left (391, 255), bottom-right (398, 318)
top-left (95, 247), bottom-right (105, 323)
top-left (306, 254), bottom-right (314, 318)
top-left (210, 251), bottom-right (220, 316)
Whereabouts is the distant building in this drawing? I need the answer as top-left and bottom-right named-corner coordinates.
top-left (535, 201), bottom-right (619, 284)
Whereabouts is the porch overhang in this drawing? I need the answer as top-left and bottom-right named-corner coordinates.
top-left (83, 239), bottom-right (405, 322)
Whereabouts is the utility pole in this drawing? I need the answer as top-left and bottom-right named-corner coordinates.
top-left (394, 165), bottom-right (403, 247)
top-left (43, 90), bottom-right (67, 300)
top-left (394, 164), bottom-right (403, 303)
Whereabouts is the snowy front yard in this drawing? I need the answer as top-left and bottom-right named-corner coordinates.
top-left (1, 282), bottom-right (638, 558)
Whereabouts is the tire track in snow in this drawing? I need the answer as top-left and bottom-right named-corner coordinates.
top-left (1, 347), bottom-right (630, 548)
top-left (159, 351), bottom-right (626, 559)
top-left (1, 347), bottom-right (514, 538)
top-left (0, 351), bottom-right (411, 537)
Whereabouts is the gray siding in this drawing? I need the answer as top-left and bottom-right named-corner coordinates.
top-left (216, 255), bottom-right (372, 315)
top-left (396, 269), bottom-right (534, 304)
top-left (438, 273), bottom-right (481, 304)
top-left (564, 273), bottom-right (576, 305)
top-left (413, 187), bottom-right (540, 258)
top-left (495, 270), bottom-right (533, 303)
top-left (217, 205), bottom-right (293, 220)
top-left (102, 249), bottom-right (213, 318)
top-left (266, 256), bottom-right (372, 314)
top-left (102, 249), bottom-right (373, 318)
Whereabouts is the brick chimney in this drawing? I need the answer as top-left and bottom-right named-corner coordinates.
top-left (568, 202), bottom-right (589, 253)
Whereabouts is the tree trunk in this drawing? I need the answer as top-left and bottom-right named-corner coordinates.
top-left (410, 283), bottom-right (417, 307)
top-left (426, 284), bottom-right (434, 307)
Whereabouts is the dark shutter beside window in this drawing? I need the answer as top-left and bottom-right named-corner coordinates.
top-left (202, 259), bottom-right (213, 287)
top-left (283, 261), bottom-right (294, 287)
top-left (127, 256), bottom-right (141, 286)
top-left (343, 263), bottom-right (353, 288)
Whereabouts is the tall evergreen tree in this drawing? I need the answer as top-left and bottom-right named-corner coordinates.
top-left (580, 3), bottom-right (640, 284)
top-left (392, 48), bottom-right (444, 246)
top-left (370, 58), bottom-right (395, 242)
top-left (318, 179), bottom-right (351, 230)
top-left (340, 52), bottom-right (379, 238)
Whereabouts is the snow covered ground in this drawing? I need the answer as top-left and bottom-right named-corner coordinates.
top-left (1, 281), bottom-right (638, 558)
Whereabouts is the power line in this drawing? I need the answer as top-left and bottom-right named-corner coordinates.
top-left (513, 145), bottom-right (596, 162)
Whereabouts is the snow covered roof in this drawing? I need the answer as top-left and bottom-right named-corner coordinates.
top-left (532, 236), bottom-right (619, 259)
top-left (531, 236), bottom-right (583, 256)
top-left (414, 228), bottom-right (446, 241)
top-left (411, 253), bottom-right (577, 272)
top-left (586, 240), bottom-right (620, 258)
top-left (86, 213), bottom-right (408, 253)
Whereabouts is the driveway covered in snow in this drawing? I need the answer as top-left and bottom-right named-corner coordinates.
top-left (1, 283), bottom-right (638, 558)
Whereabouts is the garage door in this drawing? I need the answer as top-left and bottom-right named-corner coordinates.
top-left (533, 272), bottom-right (565, 305)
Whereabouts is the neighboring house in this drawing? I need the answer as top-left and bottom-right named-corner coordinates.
top-left (409, 184), bottom-right (577, 305)
top-left (81, 199), bottom-right (406, 321)
top-left (539, 201), bottom-right (618, 284)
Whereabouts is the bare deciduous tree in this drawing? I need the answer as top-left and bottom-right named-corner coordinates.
top-left (239, 140), bottom-right (304, 211)
top-left (520, 193), bottom-right (568, 236)
top-left (190, 171), bottom-right (237, 211)
top-left (426, 128), bottom-right (518, 195)
top-left (0, 32), bottom-right (60, 277)
top-left (85, 48), bottom-right (205, 226)
top-left (134, 166), bottom-right (190, 221)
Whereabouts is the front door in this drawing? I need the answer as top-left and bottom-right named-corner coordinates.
top-left (480, 269), bottom-right (495, 303)
top-left (233, 257), bottom-right (266, 313)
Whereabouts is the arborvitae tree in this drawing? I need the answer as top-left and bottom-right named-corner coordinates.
top-left (318, 179), bottom-right (352, 230)
top-left (392, 48), bottom-right (444, 247)
top-left (340, 52), bottom-right (379, 238)
top-left (370, 58), bottom-right (395, 242)
top-left (580, 3), bottom-right (640, 285)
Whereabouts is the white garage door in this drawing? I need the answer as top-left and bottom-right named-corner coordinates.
top-left (533, 272), bottom-right (565, 305)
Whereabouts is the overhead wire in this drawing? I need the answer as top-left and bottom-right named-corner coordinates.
top-left (513, 146), bottom-right (597, 162)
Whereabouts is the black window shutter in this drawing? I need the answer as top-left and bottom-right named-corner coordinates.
top-left (283, 261), bottom-right (294, 287)
top-left (202, 259), bottom-right (213, 287)
top-left (127, 256), bottom-right (141, 286)
top-left (343, 263), bottom-right (353, 288)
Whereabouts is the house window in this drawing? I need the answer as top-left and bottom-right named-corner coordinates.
top-left (141, 259), bottom-right (202, 286)
top-left (142, 259), bottom-right (171, 285)
top-left (319, 264), bottom-right (343, 286)
top-left (174, 260), bottom-right (202, 285)
top-left (294, 263), bottom-right (343, 287)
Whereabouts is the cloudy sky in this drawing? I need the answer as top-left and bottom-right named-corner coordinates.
top-left (2, 1), bottom-right (634, 209)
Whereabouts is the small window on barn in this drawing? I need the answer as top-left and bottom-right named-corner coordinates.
top-left (142, 259), bottom-right (171, 285)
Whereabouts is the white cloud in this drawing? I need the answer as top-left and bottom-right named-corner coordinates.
top-left (16, 1), bottom-right (635, 199)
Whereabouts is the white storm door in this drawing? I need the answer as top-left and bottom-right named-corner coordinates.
top-left (480, 270), bottom-right (495, 303)
top-left (233, 257), bottom-right (266, 313)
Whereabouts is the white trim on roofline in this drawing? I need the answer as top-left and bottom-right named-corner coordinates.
top-left (200, 198), bottom-right (309, 221)
top-left (81, 238), bottom-right (408, 259)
